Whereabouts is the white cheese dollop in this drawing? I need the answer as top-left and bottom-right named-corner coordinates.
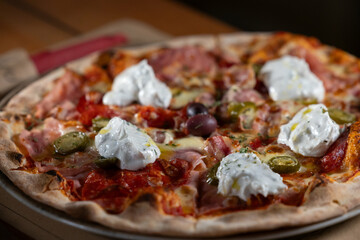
top-left (278, 104), bottom-right (340, 157)
top-left (260, 55), bottom-right (325, 101)
top-left (103, 60), bottom-right (172, 108)
top-left (216, 152), bottom-right (287, 201)
top-left (95, 117), bottom-right (160, 170)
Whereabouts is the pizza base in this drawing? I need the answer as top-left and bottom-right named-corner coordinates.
top-left (1, 33), bottom-right (360, 237)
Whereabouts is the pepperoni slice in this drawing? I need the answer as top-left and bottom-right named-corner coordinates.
top-left (81, 160), bottom-right (191, 213)
top-left (319, 129), bottom-right (349, 173)
top-left (158, 158), bottom-right (190, 185)
top-left (76, 95), bottom-right (115, 126)
top-left (137, 106), bottom-right (176, 128)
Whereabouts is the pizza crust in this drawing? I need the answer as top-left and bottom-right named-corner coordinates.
top-left (1, 33), bottom-right (360, 237)
top-left (0, 114), bottom-right (71, 210)
top-left (62, 175), bottom-right (360, 237)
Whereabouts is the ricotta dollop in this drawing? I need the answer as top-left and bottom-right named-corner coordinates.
top-left (216, 152), bottom-right (287, 201)
top-left (95, 117), bottom-right (160, 170)
top-left (278, 104), bottom-right (340, 157)
top-left (103, 60), bottom-right (172, 108)
top-left (260, 55), bottom-right (325, 101)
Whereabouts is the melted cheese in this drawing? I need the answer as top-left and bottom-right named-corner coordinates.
top-left (157, 136), bottom-right (204, 160)
top-left (170, 88), bottom-right (202, 109)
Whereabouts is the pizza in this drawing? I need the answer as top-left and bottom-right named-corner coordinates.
top-left (1, 32), bottom-right (360, 237)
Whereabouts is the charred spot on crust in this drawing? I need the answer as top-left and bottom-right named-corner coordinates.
top-left (13, 115), bottom-right (21, 121)
top-left (45, 170), bottom-right (63, 182)
top-left (314, 174), bottom-right (326, 187)
top-left (56, 174), bottom-right (63, 182)
top-left (136, 193), bottom-right (156, 204)
top-left (45, 170), bottom-right (57, 176)
top-left (96, 51), bottom-right (115, 69)
top-left (6, 151), bottom-right (23, 163)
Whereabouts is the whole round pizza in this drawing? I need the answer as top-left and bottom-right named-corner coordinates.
top-left (1, 32), bottom-right (360, 237)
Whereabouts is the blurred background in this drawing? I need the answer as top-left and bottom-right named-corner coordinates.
top-left (178, 0), bottom-right (360, 56)
top-left (1, 0), bottom-right (359, 56)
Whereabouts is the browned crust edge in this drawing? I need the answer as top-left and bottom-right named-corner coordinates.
top-left (1, 33), bottom-right (360, 237)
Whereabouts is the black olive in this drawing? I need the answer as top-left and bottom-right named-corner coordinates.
top-left (186, 102), bottom-right (209, 117)
top-left (186, 114), bottom-right (217, 137)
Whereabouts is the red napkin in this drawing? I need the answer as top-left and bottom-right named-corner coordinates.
top-left (30, 34), bottom-right (127, 74)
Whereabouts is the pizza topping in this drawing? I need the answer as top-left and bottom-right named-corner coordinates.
top-left (157, 136), bottom-right (205, 160)
top-left (178, 149), bottom-right (206, 167)
top-left (170, 89), bottom-right (204, 109)
top-left (48, 100), bottom-right (80, 121)
top-left (206, 162), bottom-right (220, 186)
top-left (35, 161), bottom-right (93, 179)
top-left (76, 95), bottom-right (121, 127)
top-left (53, 132), bottom-right (90, 156)
top-left (137, 106), bottom-right (176, 128)
top-left (328, 108), bottom-right (356, 125)
top-left (95, 117), bottom-right (160, 170)
top-left (94, 156), bottom-right (118, 169)
top-left (319, 129), bottom-right (349, 173)
top-left (186, 102), bottom-right (209, 117)
top-left (203, 136), bottom-right (232, 162)
top-left (260, 55), bottom-right (325, 101)
top-left (80, 161), bottom-right (171, 213)
top-left (19, 118), bottom-right (64, 159)
top-left (216, 152), bottom-right (287, 201)
top-left (222, 64), bottom-right (256, 90)
top-left (35, 70), bottom-right (84, 119)
top-left (147, 129), bottom-right (174, 144)
top-left (186, 114), bottom-right (217, 137)
top-left (228, 102), bottom-right (257, 130)
top-left (92, 117), bottom-right (110, 132)
top-left (278, 104), bottom-right (341, 157)
top-left (252, 103), bottom-right (284, 136)
top-left (222, 87), bottom-right (264, 105)
top-left (268, 156), bottom-right (300, 174)
top-left (195, 92), bottom-right (216, 107)
top-left (103, 60), bottom-right (172, 108)
top-left (148, 46), bottom-right (217, 85)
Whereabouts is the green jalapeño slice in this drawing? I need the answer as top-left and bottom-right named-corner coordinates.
top-left (268, 156), bottom-right (300, 174)
top-left (227, 102), bottom-right (257, 123)
top-left (328, 108), bottom-right (356, 125)
top-left (206, 162), bottom-right (220, 186)
top-left (53, 132), bottom-right (89, 155)
top-left (92, 117), bottom-right (110, 132)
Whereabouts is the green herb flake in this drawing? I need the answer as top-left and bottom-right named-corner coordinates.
top-left (239, 147), bottom-right (248, 153)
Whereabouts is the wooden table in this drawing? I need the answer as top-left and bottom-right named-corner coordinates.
top-left (0, 0), bottom-right (236, 54)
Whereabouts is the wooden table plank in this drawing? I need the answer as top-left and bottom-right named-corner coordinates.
top-left (0, 0), bottom-right (73, 54)
top-left (20, 0), bottom-right (237, 36)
